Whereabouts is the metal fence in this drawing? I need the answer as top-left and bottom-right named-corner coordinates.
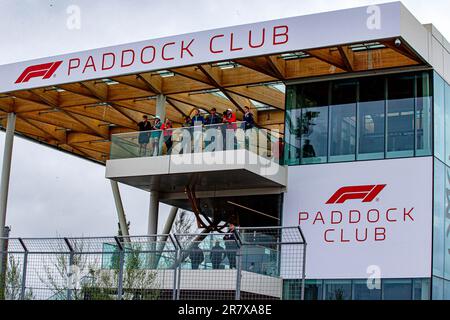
top-left (0, 226), bottom-right (306, 300)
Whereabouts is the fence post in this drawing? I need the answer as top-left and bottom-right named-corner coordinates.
top-left (235, 245), bottom-right (242, 300)
top-left (18, 238), bottom-right (28, 300)
top-left (169, 234), bottom-right (178, 301)
top-left (64, 238), bottom-right (74, 301)
top-left (301, 243), bottom-right (307, 300)
top-left (114, 237), bottom-right (124, 300)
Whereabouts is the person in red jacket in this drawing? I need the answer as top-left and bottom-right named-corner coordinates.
top-left (161, 118), bottom-right (173, 154)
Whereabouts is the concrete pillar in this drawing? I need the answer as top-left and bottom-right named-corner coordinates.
top-left (162, 207), bottom-right (178, 235)
top-left (147, 191), bottom-right (159, 235)
top-left (155, 94), bottom-right (166, 121)
top-left (110, 180), bottom-right (129, 240)
top-left (155, 207), bottom-right (178, 266)
top-left (0, 113), bottom-right (16, 235)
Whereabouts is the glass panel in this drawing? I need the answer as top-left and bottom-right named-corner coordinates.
top-left (329, 80), bottom-right (356, 162)
top-left (445, 280), bottom-right (450, 300)
top-left (352, 279), bottom-right (381, 300)
top-left (283, 279), bottom-right (303, 300)
top-left (416, 72), bottom-right (432, 156)
top-left (324, 280), bottom-right (352, 300)
top-left (304, 280), bottom-right (323, 300)
top-left (445, 165), bottom-right (450, 280)
top-left (432, 277), bottom-right (444, 300)
top-left (387, 74), bottom-right (415, 158)
top-left (285, 86), bottom-right (301, 165)
top-left (358, 77), bottom-right (385, 160)
top-left (382, 279), bottom-right (412, 300)
top-left (300, 108), bottom-right (329, 164)
top-left (446, 82), bottom-right (450, 166)
top-left (412, 278), bottom-right (430, 300)
top-left (445, 83), bottom-right (450, 166)
top-left (434, 73), bottom-right (445, 161)
top-left (434, 159), bottom-right (445, 278)
top-left (298, 82), bottom-right (329, 165)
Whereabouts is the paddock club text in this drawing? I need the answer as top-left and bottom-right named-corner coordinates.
top-left (298, 207), bottom-right (415, 243)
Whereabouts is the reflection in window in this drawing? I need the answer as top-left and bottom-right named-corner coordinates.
top-left (324, 280), bottom-right (352, 300)
top-left (416, 72), bottom-right (432, 156)
top-left (329, 81), bottom-right (356, 162)
top-left (298, 82), bottom-right (329, 164)
top-left (352, 280), bottom-right (381, 300)
top-left (387, 74), bottom-right (415, 158)
top-left (382, 279), bottom-right (412, 300)
top-left (413, 278), bottom-right (430, 300)
top-left (432, 277), bottom-right (444, 300)
top-left (434, 75), bottom-right (445, 161)
top-left (304, 280), bottom-right (323, 300)
top-left (358, 77), bottom-right (385, 160)
top-left (300, 108), bottom-right (328, 164)
top-left (445, 82), bottom-right (450, 166)
top-left (434, 159), bottom-right (445, 278)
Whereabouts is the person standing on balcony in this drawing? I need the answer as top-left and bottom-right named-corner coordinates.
top-left (205, 108), bottom-right (222, 150)
top-left (223, 109), bottom-right (238, 150)
top-left (150, 116), bottom-right (162, 156)
top-left (243, 106), bottom-right (256, 150)
top-left (138, 115), bottom-right (152, 156)
top-left (191, 109), bottom-right (205, 126)
top-left (161, 118), bottom-right (173, 154)
top-left (243, 106), bottom-right (255, 130)
top-left (191, 109), bottom-right (205, 152)
top-left (189, 242), bottom-right (205, 270)
top-left (223, 223), bottom-right (237, 269)
top-left (205, 108), bottom-right (222, 125)
top-left (211, 241), bottom-right (225, 269)
top-left (222, 109), bottom-right (236, 124)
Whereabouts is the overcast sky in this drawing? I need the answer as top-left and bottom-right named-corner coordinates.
top-left (0, 0), bottom-right (449, 237)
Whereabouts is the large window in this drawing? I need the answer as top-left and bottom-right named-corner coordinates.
top-left (292, 278), bottom-right (430, 300)
top-left (329, 81), bottom-right (356, 162)
top-left (382, 279), bottom-right (412, 300)
top-left (434, 75), bottom-right (446, 162)
top-left (386, 74), bottom-right (415, 158)
top-left (284, 71), bottom-right (432, 165)
top-left (416, 72), bottom-right (432, 156)
top-left (358, 77), bottom-right (386, 160)
top-left (299, 83), bottom-right (329, 164)
top-left (324, 280), bottom-right (352, 300)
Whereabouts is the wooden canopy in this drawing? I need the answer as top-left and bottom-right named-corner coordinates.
top-left (0, 38), bottom-right (425, 164)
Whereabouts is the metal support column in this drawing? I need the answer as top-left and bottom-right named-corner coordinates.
top-left (18, 238), bottom-right (28, 300)
top-left (0, 113), bottom-right (16, 267)
top-left (110, 180), bottom-right (129, 240)
top-left (147, 191), bottom-right (159, 236)
top-left (114, 236), bottom-right (124, 300)
top-left (235, 245), bottom-right (242, 300)
top-left (64, 237), bottom-right (74, 301)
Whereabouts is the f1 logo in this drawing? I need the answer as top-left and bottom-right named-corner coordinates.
top-left (15, 61), bottom-right (63, 84)
top-left (326, 185), bottom-right (386, 204)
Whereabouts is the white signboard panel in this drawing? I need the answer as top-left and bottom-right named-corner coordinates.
top-left (0, 2), bottom-right (402, 93)
top-left (282, 157), bottom-right (433, 279)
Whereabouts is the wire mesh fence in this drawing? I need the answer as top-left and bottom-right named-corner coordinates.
top-left (0, 227), bottom-right (306, 300)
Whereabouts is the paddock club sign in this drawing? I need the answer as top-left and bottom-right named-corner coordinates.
top-left (282, 157), bottom-right (433, 279)
top-left (0, 2), bottom-right (403, 93)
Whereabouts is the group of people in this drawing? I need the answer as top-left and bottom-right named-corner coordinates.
top-left (181, 107), bottom-right (254, 129)
top-left (137, 115), bottom-right (173, 156)
top-left (137, 107), bottom-right (255, 156)
top-left (188, 224), bottom-right (238, 270)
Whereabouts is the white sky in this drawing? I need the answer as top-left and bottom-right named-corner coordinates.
top-left (0, 0), bottom-right (449, 237)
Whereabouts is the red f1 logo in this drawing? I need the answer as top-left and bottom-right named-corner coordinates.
top-left (326, 185), bottom-right (386, 204)
top-left (15, 61), bottom-right (63, 84)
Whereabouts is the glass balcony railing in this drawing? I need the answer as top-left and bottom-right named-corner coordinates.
top-left (109, 121), bottom-right (283, 164)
